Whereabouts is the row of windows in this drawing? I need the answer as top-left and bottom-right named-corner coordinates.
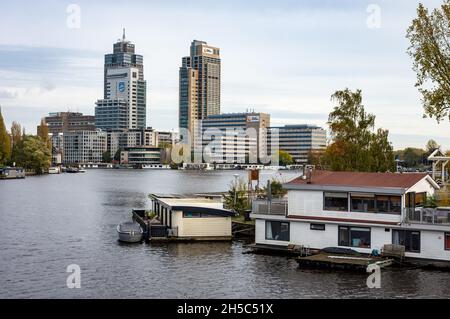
top-left (324, 192), bottom-right (402, 214)
top-left (265, 221), bottom-right (450, 253)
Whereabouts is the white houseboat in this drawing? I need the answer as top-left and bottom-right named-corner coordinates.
top-left (251, 170), bottom-right (450, 263)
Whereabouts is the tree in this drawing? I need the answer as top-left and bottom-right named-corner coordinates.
top-left (425, 139), bottom-right (439, 154)
top-left (102, 151), bottom-right (112, 163)
top-left (402, 147), bottom-right (426, 167)
top-left (114, 148), bottom-right (122, 162)
top-left (223, 177), bottom-right (249, 215)
top-left (13, 135), bottom-right (51, 174)
top-left (263, 179), bottom-right (287, 199)
top-left (406, 1), bottom-right (450, 123)
top-left (321, 89), bottom-right (395, 172)
top-left (277, 150), bottom-right (294, 166)
top-left (10, 121), bottom-right (22, 147)
top-left (37, 119), bottom-right (51, 150)
top-left (0, 108), bottom-right (11, 165)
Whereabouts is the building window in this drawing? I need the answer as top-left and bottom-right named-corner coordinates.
top-left (415, 192), bottom-right (427, 207)
top-left (351, 194), bottom-right (375, 212)
top-left (324, 192), bottom-right (348, 211)
top-left (338, 226), bottom-right (371, 248)
top-left (375, 195), bottom-right (401, 214)
top-left (445, 233), bottom-right (450, 251)
top-left (310, 223), bottom-right (326, 231)
top-left (183, 212), bottom-right (201, 218)
top-left (392, 230), bottom-right (421, 253)
top-left (265, 221), bottom-right (290, 241)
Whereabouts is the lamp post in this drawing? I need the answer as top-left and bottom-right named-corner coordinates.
top-left (233, 173), bottom-right (239, 208)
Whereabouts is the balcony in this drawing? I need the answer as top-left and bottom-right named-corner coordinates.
top-left (406, 207), bottom-right (450, 225)
top-left (252, 199), bottom-right (288, 216)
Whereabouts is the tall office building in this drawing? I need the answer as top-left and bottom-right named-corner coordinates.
top-left (96, 30), bottom-right (147, 130)
top-left (179, 40), bottom-right (221, 136)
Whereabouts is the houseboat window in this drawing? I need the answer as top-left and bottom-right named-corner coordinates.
top-left (338, 226), bottom-right (371, 248)
top-left (445, 233), bottom-right (450, 251)
top-left (265, 221), bottom-right (290, 241)
top-left (183, 212), bottom-right (201, 218)
top-left (182, 212), bottom-right (221, 218)
top-left (324, 192), bottom-right (348, 211)
top-left (389, 197), bottom-right (401, 213)
top-left (375, 195), bottom-right (401, 214)
top-left (392, 230), bottom-right (421, 253)
top-left (350, 194), bottom-right (375, 212)
top-left (310, 223), bottom-right (326, 231)
top-left (414, 192), bottom-right (427, 207)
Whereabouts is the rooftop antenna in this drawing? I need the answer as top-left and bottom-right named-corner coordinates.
top-left (122, 28), bottom-right (126, 41)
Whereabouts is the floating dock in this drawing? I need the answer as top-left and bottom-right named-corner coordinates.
top-left (297, 253), bottom-right (394, 271)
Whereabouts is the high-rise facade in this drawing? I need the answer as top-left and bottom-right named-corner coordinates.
top-left (96, 30), bottom-right (146, 130)
top-left (179, 40), bottom-right (221, 136)
top-left (268, 124), bottom-right (327, 164)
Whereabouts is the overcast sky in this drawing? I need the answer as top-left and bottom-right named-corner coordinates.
top-left (0, 0), bottom-right (449, 150)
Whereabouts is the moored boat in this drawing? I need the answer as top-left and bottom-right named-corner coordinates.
top-left (117, 221), bottom-right (143, 243)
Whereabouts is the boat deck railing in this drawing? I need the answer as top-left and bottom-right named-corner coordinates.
top-left (252, 199), bottom-right (288, 216)
top-left (406, 207), bottom-right (450, 225)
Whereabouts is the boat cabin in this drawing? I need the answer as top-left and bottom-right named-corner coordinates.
top-left (149, 194), bottom-right (237, 240)
top-left (0, 167), bottom-right (25, 179)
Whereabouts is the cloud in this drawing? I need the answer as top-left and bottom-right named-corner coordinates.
top-left (0, 89), bottom-right (18, 99)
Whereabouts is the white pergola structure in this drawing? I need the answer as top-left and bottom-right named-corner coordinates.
top-left (428, 149), bottom-right (449, 185)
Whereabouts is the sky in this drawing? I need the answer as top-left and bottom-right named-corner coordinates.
top-left (0, 0), bottom-right (449, 150)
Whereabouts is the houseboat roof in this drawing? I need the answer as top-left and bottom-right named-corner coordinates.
top-left (285, 170), bottom-right (439, 193)
top-left (149, 194), bottom-right (237, 217)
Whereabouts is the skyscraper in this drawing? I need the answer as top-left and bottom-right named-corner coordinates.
top-left (179, 40), bottom-right (221, 135)
top-left (96, 30), bottom-right (147, 130)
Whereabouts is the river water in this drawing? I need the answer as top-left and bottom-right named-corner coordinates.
top-left (0, 169), bottom-right (449, 299)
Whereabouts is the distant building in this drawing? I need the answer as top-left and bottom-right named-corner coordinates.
top-left (120, 146), bottom-right (162, 166)
top-left (96, 30), bottom-right (147, 131)
top-left (179, 40), bottom-right (221, 137)
top-left (95, 100), bottom-right (129, 131)
top-left (269, 124), bottom-right (327, 164)
top-left (106, 128), bottom-right (156, 156)
top-left (199, 112), bottom-right (270, 163)
top-left (155, 131), bottom-right (177, 147)
top-left (63, 130), bottom-right (107, 164)
top-left (40, 112), bottom-right (96, 134)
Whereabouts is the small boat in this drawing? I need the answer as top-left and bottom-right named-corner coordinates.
top-left (48, 167), bottom-right (60, 174)
top-left (117, 221), bottom-right (143, 243)
top-left (66, 167), bottom-right (79, 173)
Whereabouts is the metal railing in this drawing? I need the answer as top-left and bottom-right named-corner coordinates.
top-left (252, 199), bottom-right (288, 216)
top-left (406, 207), bottom-right (450, 225)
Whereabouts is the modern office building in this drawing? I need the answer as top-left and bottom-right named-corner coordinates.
top-left (179, 40), bottom-right (221, 137)
top-left (40, 112), bottom-right (96, 134)
top-left (106, 128), bottom-right (157, 156)
top-left (96, 30), bottom-right (147, 130)
top-left (155, 131), bottom-right (176, 147)
top-left (268, 124), bottom-right (327, 164)
top-left (120, 146), bottom-right (162, 166)
top-left (104, 29), bottom-right (144, 99)
top-left (63, 130), bottom-right (107, 164)
top-left (95, 99), bottom-right (129, 131)
top-left (200, 112), bottom-right (270, 163)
